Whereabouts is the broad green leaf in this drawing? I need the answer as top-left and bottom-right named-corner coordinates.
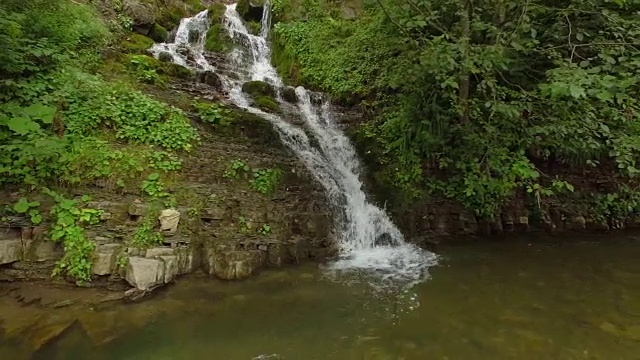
top-left (569, 84), bottom-right (586, 99)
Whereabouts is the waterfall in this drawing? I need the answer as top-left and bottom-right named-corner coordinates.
top-left (149, 3), bottom-right (438, 286)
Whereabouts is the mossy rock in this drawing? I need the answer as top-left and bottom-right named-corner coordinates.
top-left (208, 3), bottom-right (227, 22)
top-left (204, 24), bottom-right (232, 53)
top-left (237, 0), bottom-right (264, 22)
top-left (281, 87), bottom-right (298, 103)
top-left (230, 108), bottom-right (283, 147)
top-left (122, 33), bottom-right (155, 53)
top-left (148, 23), bottom-right (168, 42)
top-left (158, 51), bottom-right (173, 62)
top-left (160, 63), bottom-right (193, 79)
top-left (242, 81), bottom-right (276, 98)
top-left (156, 1), bottom-right (206, 30)
top-left (253, 96), bottom-right (280, 113)
top-left (246, 21), bottom-right (261, 35)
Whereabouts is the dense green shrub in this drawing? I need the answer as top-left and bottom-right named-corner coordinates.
top-left (272, 0), bottom-right (640, 217)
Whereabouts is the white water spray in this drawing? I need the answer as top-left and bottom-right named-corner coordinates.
top-left (149, 3), bottom-right (438, 286)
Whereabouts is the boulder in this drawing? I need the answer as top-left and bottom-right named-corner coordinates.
top-left (281, 87), bottom-right (298, 103)
top-left (242, 80), bottom-right (276, 98)
top-left (148, 23), bottom-right (168, 43)
top-left (0, 239), bottom-right (22, 265)
top-left (158, 51), bottom-right (173, 63)
top-left (125, 257), bottom-right (165, 291)
top-left (196, 70), bottom-right (223, 89)
top-left (122, 0), bottom-right (157, 34)
top-left (158, 209), bottom-right (181, 235)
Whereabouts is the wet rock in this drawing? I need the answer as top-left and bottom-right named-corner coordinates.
top-left (207, 249), bottom-right (266, 280)
top-left (92, 244), bottom-right (121, 276)
top-left (0, 239), bottom-right (22, 264)
top-left (125, 257), bottom-right (165, 291)
top-left (196, 70), bottom-right (223, 89)
top-left (158, 209), bottom-right (181, 236)
top-left (374, 233), bottom-right (397, 247)
top-left (188, 29), bottom-right (200, 44)
top-left (242, 80), bottom-right (276, 98)
top-left (158, 51), bottom-right (174, 63)
top-left (281, 87), bottom-right (298, 103)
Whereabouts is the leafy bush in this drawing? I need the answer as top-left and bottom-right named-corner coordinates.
top-left (193, 101), bottom-right (233, 126)
top-left (224, 159), bottom-right (251, 179)
top-left (45, 190), bottom-right (102, 283)
top-left (250, 168), bottom-right (284, 195)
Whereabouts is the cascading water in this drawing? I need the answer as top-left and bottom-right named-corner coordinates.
top-left (149, 3), bottom-right (438, 286)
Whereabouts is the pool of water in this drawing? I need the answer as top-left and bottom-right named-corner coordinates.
top-left (3, 234), bottom-right (640, 359)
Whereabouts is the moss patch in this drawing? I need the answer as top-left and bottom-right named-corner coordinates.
top-left (204, 24), bottom-right (232, 53)
top-left (148, 23), bottom-right (168, 42)
top-left (242, 81), bottom-right (276, 98)
top-left (204, 3), bottom-right (232, 53)
top-left (208, 3), bottom-right (227, 21)
top-left (122, 33), bottom-right (155, 53)
top-left (236, 0), bottom-right (250, 18)
top-left (254, 96), bottom-right (281, 113)
top-left (246, 21), bottom-right (261, 35)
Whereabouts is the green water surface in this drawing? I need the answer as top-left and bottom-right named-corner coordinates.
top-left (6, 234), bottom-right (640, 359)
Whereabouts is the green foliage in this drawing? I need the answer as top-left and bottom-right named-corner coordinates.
top-left (224, 159), bottom-right (251, 179)
top-left (12, 198), bottom-right (42, 224)
top-left (258, 223), bottom-right (271, 236)
top-left (238, 216), bottom-right (251, 232)
top-left (272, 8), bottom-right (395, 101)
top-left (0, 1), bottom-right (197, 189)
top-left (274, 0), bottom-right (640, 217)
top-left (193, 101), bottom-right (233, 126)
top-left (141, 173), bottom-right (169, 197)
top-left (250, 168), bottom-right (284, 195)
top-left (45, 190), bottom-right (102, 283)
top-left (590, 185), bottom-right (640, 225)
top-left (132, 217), bottom-right (163, 247)
top-left (127, 55), bottom-right (166, 85)
top-left (149, 151), bottom-right (182, 172)
top-left (121, 33), bottom-right (154, 53)
top-left (204, 13), bottom-right (233, 54)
